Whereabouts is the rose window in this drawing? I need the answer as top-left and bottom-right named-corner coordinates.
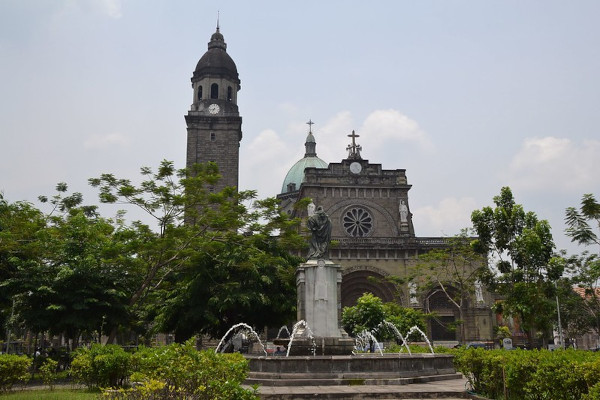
top-left (343, 207), bottom-right (373, 237)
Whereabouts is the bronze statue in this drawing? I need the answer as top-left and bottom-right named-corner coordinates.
top-left (307, 206), bottom-right (332, 260)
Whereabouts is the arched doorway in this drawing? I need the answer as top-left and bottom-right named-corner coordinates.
top-left (426, 288), bottom-right (459, 342)
top-left (341, 268), bottom-right (397, 308)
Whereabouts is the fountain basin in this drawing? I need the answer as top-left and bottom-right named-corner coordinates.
top-left (245, 353), bottom-right (460, 386)
top-left (273, 336), bottom-right (355, 356)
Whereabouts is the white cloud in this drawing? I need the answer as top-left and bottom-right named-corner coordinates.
top-left (99, 0), bottom-right (122, 19)
top-left (503, 137), bottom-right (600, 193)
top-left (83, 133), bottom-right (131, 149)
top-left (360, 109), bottom-right (433, 151)
top-left (413, 197), bottom-right (478, 237)
top-left (240, 129), bottom-right (295, 197)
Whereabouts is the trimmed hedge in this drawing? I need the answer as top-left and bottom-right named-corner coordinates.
top-left (102, 340), bottom-right (257, 399)
top-left (452, 348), bottom-right (600, 400)
top-left (0, 354), bottom-right (31, 391)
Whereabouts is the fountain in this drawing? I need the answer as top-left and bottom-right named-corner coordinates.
top-left (285, 320), bottom-right (316, 357)
top-left (354, 330), bottom-right (384, 356)
top-left (374, 320), bottom-right (413, 355)
top-left (215, 322), bottom-right (267, 356)
top-left (404, 325), bottom-right (435, 354)
top-left (244, 207), bottom-right (461, 386)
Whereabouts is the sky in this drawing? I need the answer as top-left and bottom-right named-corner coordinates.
top-left (1, 0), bottom-right (599, 255)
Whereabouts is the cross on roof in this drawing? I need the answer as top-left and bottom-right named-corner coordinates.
top-left (346, 130), bottom-right (362, 159)
top-left (306, 119), bottom-right (315, 133)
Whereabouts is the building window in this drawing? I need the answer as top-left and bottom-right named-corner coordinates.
top-left (210, 83), bottom-right (219, 99)
top-left (227, 86), bottom-right (233, 102)
top-left (197, 86), bottom-right (202, 100)
top-left (343, 207), bottom-right (373, 237)
top-left (210, 132), bottom-right (216, 141)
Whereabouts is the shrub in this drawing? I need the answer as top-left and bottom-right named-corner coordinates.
top-left (0, 354), bottom-right (31, 392)
top-left (451, 348), bottom-right (600, 400)
top-left (102, 340), bottom-right (258, 399)
top-left (71, 344), bottom-right (132, 389)
top-left (39, 358), bottom-right (59, 390)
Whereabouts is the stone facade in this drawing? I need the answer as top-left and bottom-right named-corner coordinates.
top-left (277, 132), bottom-right (495, 343)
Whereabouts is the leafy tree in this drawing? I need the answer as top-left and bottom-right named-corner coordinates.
top-left (411, 230), bottom-right (486, 343)
top-left (471, 187), bottom-right (561, 347)
top-left (558, 251), bottom-right (600, 345)
top-left (2, 185), bottom-right (134, 349)
top-left (0, 194), bottom-right (46, 342)
top-left (89, 161), bottom-right (304, 341)
top-left (341, 293), bottom-right (427, 340)
top-left (566, 193), bottom-right (600, 250)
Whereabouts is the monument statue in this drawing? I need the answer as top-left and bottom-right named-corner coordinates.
top-left (307, 206), bottom-right (332, 260)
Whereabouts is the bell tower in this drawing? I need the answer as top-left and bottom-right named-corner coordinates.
top-left (185, 24), bottom-right (242, 192)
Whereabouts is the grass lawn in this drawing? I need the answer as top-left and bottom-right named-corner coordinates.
top-left (0, 389), bottom-right (99, 399)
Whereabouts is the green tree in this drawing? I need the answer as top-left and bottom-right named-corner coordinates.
top-left (89, 161), bottom-right (304, 341)
top-left (0, 194), bottom-right (46, 344)
top-left (411, 230), bottom-right (486, 343)
top-left (341, 293), bottom-right (427, 340)
top-left (2, 185), bottom-right (134, 349)
top-left (471, 187), bottom-right (561, 347)
top-left (559, 252), bottom-right (600, 345)
top-left (565, 193), bottom-right (600, 250)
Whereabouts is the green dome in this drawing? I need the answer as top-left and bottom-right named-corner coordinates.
top-left (281, 156), bottom-right (328, 193)
top-left (281, 128), bottom-right (328, 193)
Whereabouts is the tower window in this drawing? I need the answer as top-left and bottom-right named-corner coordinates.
top-left (227, 86), bottom-right (233, 102)
top-left (210, 132), bottom-right (216, 141)
top-left (197, 86), bottom-right (203, 100)
top-left (211, 83), bottom-right (219, 99)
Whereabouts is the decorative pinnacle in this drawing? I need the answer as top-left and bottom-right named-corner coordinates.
top-left (346, 130), bottom-right (362, 160)
top-left (216, 11), bottom-right (220, 32)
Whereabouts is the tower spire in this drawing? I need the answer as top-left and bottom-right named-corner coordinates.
top-left (304, 119), bottom-right (317, 157)
top-left (216, 11), bottom-right (220, 32)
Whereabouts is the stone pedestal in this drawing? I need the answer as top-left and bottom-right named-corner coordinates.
top-left (294, 259), bottom-right (354, 355)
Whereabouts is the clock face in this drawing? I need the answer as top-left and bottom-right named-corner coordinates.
top-left (208, 104), bottom-right (220, 115)
top-left (350, 162), bottom-right (362, 174)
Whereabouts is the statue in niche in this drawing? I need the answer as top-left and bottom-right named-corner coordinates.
top-left (399, 200), bottom-right (409, 223)
top-left (409, 282), bottom-right (418, 305)
top-left (307, 200), bottom-right (316, 217)
top-left (475, 280), bottom-right (485, 304)
top-left (307, 206), bottom-right (332, 260)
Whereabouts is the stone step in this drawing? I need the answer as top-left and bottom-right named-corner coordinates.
top-left (246, 372), bottom-right (463, 387)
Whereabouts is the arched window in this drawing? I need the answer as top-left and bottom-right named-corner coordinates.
top-left (210, 132), bottom-right (216, 141)
top-left (227, 86), bottom-right (233, 102)
top-left (197, 86), bottom-right (203, 100)
top-left (210, 83), bottom-right (219, 99)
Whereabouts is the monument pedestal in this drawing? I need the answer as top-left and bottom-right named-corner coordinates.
top-left (293, 259), bottom-right (354, 355)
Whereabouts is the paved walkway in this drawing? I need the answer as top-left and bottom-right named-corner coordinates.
top-left (247, 376), bottom-right (481, 399)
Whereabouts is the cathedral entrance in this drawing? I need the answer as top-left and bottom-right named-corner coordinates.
top-left (426, 288), bottom-right (458, 342)
top-left (341, 269), bottom-right (396, 308)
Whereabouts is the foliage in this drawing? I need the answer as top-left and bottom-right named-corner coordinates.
top-left (101, 340), bottom-right (257, 399)
top-left (471, 186), bottom-right (560, 346)
top-left (39, 358), bottom-right (59, 390)
top-left (0, 194), bottom-right (47, 338)
top-left (1, 185), bottom-right (134, 346)
top-left (0, 389), bottom-right (99, 399)
top-left (90, 160), bottom-right (303, 341)
top-left (565, 193), bottom-right (600, 249)
top-left (411, 230), bottom-right (486, 343)
top-left (0, 354), bottom-right (31, 392)
top-left (451, 347), bottom-right (600, 400)
top-left (341, 293), bottom-right (427, 341)
top-left (71, 344), bottom-right (132, 389)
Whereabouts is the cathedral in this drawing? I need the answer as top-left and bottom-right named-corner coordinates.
top-left (186, 26), bottom-right (494, 344)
